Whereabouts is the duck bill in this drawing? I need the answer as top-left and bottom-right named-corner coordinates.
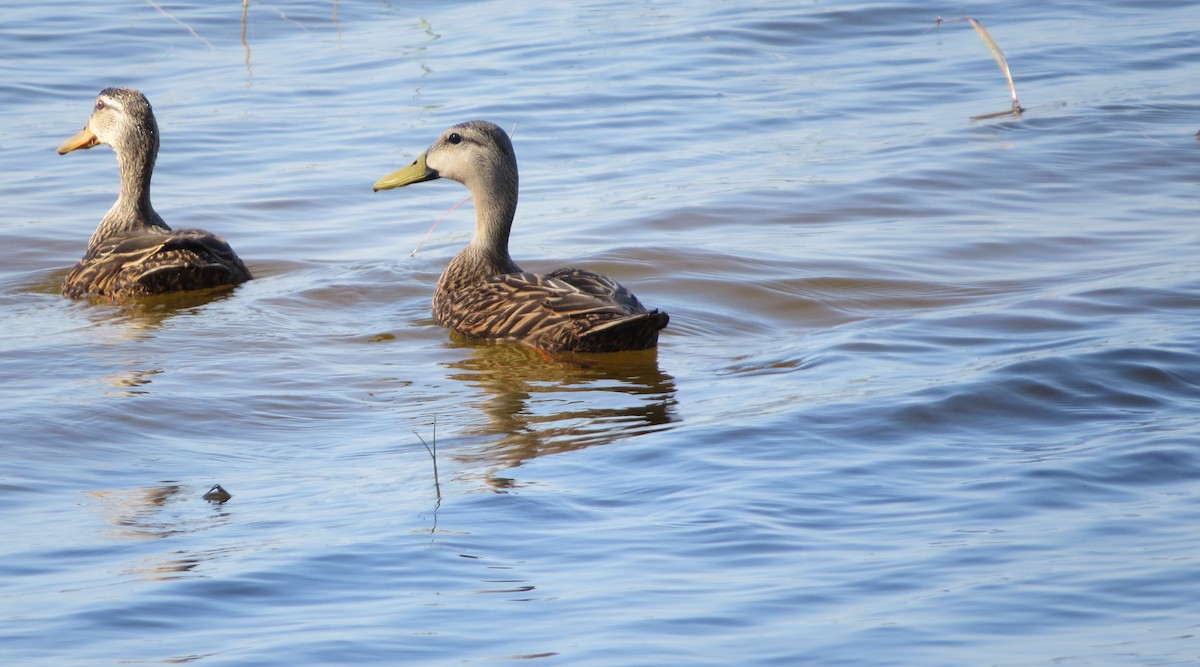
top-left (57, 125), bottom-right (100, 155)
top-left (373, 151), bottom-right (440, 191)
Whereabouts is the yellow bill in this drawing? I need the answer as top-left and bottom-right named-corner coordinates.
top-left (373, 151), bottom-right (439, 191)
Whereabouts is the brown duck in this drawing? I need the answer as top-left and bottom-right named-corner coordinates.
top-left (57, 87), bottom-right (251, 299)
top-left (374, 121), bottom-right (668, 353)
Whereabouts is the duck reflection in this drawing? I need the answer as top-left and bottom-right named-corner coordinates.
top-left (443, 342), bottom-right (678, 473)
top-left (86, 482), bottom-right (232, 580)
top-left (101, 366), bottom-right (162, 396)
top-left (78, 288), bottom-right (238, 394)
top-left (97, 287), bottom-right (239, 328)
top-left (37, 264), bottom-right (237, 338)
top-left (75, 285), bottom-right (239, 342)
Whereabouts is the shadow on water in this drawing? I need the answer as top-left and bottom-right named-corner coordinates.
top-left (441, 341), bottom-right (678, 482)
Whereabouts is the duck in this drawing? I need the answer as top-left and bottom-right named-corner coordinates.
top-left (57, 87), bottom-right (251, 299)
top-left (374, 121), bottom-right (668, 353)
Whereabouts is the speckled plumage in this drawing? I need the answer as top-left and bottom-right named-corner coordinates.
top-left (57, 87), bottom-right (251, 299)
top-left (375, 121), bottom-right (667, 352)
top-left (61, 227), bottom-right (251, 299)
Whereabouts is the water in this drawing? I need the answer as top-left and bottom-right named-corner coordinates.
top-left (2, 0), bottom-right (1200, 664)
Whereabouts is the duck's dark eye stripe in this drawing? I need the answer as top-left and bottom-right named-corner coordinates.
top-left (447, 132), bottom-right (462, 145)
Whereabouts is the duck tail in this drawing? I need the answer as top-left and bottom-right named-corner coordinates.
top-left (581, 310), bottom-right (669, 352)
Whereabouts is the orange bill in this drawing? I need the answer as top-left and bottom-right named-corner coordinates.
top-left (57, 126), bottom-right (99, 155)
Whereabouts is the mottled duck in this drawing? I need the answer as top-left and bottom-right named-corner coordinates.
top-left (374, 121), bottom-right (668, 353)
top-left (57, 87), bottom-right (251, 299)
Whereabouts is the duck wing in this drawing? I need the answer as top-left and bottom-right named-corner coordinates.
top-left (63, 229), bottom-right (252, 299)
top-left (438, 268), bottom-right (667, 353)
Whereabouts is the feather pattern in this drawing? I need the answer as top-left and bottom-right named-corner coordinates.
top-left (436, 268), bottom-right (667, 353)
top-left (62, 228), bottom-right (252, 298)
top-left (57, 87), bottom-right (250, 300)
top-left (375, 121), bottom-right (667, 352)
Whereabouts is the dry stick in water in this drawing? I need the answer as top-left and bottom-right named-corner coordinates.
top-left (414, 417), bottom-right (441, 501)
top-left (931, 16), bottom-right (1024, 119)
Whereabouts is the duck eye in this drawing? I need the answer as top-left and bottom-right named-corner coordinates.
top-left (95, 100), bottom-right (106, 111)
top-left (447, 132), bottom-right (462, 145)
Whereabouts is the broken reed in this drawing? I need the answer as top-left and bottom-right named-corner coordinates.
top-left (414, 416), bottom-right (442, 500)
top-left (932, 16), bottom-right (1024, 119)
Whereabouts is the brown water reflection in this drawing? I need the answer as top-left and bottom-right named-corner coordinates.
top-left (89, 288), bottom-right (241, 322)
top-left (443, 342), bottom-right (677, 477)
top-left (76, 289), bottom-right (242, 394)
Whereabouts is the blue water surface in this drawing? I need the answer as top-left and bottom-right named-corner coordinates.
top-left (2, 1), bottom-right (1200, 665)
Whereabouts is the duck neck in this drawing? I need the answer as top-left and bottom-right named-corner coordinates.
top-left (90, 128), bottom-right (170, 249)
top-left (434, 173), bottom-right (523, 303)
top-left (473, 177), bottom-right (520, 264)
top-left (467, 164), bottom-right (523, 274)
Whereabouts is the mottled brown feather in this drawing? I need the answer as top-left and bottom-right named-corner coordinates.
top-left (435, 268), bottom-right (668, 353)
top-left (63, 229), bottom-right (252, 298)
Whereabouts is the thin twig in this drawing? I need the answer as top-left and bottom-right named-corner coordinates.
top-left (146, 0), bottom-right (215, 50)
top-left (414, 416), bottom-right (441, 500)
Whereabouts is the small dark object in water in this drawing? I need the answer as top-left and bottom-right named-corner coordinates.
top-left (203, 484), bottom-right (232, 503)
